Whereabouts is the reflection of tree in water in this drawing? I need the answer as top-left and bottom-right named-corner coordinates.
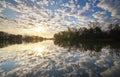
top-left (54, 40), bottom-right (120, 56)
top-left (54, 40), bottom-right (119, 51)
top-left (0, 40), bottom-right (22, 48)
top-left (0, 39), bottom-right (43, 48)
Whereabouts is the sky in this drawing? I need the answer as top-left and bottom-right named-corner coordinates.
top-left (0, 0), bottom-right (120, 37)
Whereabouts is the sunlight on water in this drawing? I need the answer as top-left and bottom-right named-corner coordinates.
top-left (33, 46), bottom-right (44, 52)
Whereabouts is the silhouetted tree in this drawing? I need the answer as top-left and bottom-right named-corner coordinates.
top-left (54, 23), bottom-right (120, 42)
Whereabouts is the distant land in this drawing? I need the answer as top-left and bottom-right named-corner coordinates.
top-left (0, 31), bottom-right (53, 43)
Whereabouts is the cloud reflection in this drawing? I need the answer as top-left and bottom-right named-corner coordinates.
top-left (0, 41), bottom-right (120, 77)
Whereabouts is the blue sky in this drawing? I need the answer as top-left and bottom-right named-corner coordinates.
top-left (0, 0), bottom-right (120, 37)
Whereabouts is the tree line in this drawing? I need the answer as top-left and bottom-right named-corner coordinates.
top-left (54, 23), bottom-right (120, 42)
top-left (0, 31), bottom-right (44, 42)
top-left (0, 31), bottom-right (44, 48)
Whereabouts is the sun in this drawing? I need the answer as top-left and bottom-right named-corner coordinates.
top-left (33, 26), bottom-right (44, 32)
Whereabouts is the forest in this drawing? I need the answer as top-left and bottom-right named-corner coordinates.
top-left (54, 23), bottom-right (120, 42)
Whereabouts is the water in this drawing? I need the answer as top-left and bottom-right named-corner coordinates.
top-left (0, 40), bottom-right (120, 77)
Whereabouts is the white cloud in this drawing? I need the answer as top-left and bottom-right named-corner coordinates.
top-left (97, 0), bottom-right (120, 19)
top-left (79, 2), bottom-right (91, 15)
top-left (0, 8), bottom-right (3, 13)
top-left (92, 11), bottom-right (107, 23)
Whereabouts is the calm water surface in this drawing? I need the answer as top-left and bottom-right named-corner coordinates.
top-left (0, 40), bottom-right (120, 77)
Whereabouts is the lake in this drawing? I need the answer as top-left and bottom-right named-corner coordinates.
top-left (0, 40), bottom-right (120, 77)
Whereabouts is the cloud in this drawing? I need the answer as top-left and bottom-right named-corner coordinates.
top-left (0, 0), bottom-right (91, 30)
top-left (78, 2), bottom-right (91, 15)
top-left (92, 11), bottom-right (108, 23)
top-left (0, 8), bottom-right (3, 13)
top-left (97, 0), bottom-right (120, 19)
